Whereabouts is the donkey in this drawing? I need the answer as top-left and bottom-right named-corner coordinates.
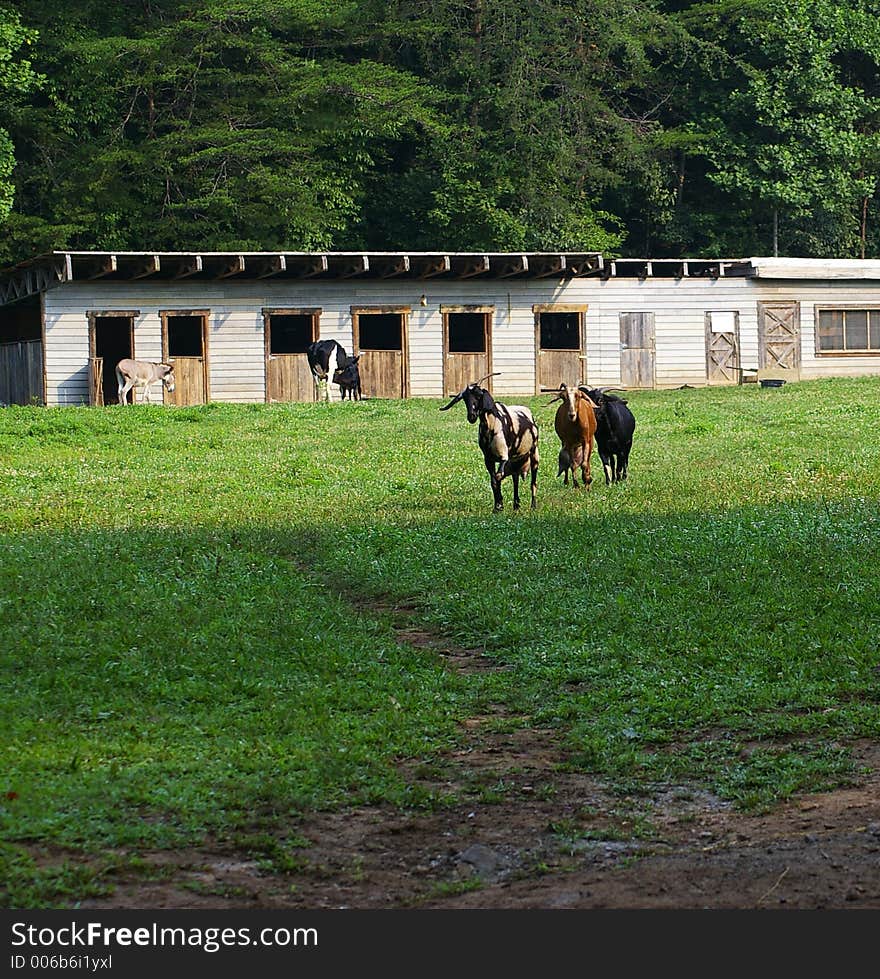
top-left (115, 358), bottom-right (176, 405)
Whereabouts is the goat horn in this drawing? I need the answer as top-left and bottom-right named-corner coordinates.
top-left (472, 371), bottom-right (501, 387)
top-left (439, 389), bottom-right (466, 411)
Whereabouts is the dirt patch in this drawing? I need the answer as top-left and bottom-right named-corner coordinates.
top-left (65, 733), bottom-right (880, 911)
top-left (58, 594), bottom-right (880, 909)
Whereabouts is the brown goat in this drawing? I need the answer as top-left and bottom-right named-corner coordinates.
top-left (547, 383), bottom-right (597, 488)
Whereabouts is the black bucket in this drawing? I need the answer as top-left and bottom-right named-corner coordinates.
top-left (759, 378), bottom-right (785, 388)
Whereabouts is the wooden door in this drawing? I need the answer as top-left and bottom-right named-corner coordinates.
top-left (534, 306), bottom-right (587, 391)
top-left (162, 311), bottom-right (209, 405)
top-left (264, 308), bottom-right (319, 402)
top-left (758, 301), bottom-right (801, 371)
top-left (168, 357), bottom-right (206, 405)
top-left (267, 356), bottom-right (314, 402)
top-left (705, 311), bottom-right (741, 384)
top-left (443, 308), bottom-right (491, 396)
top-left (352, 308), bottom-right (409, 399)
top-left (620, 313), bottom-right (655, 388)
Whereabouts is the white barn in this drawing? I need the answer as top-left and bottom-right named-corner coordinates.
top-left (2, 250), bottom-right (880, 406)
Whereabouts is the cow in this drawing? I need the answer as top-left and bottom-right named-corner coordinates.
top-left (333, 358), bottom-right (362, 401)
top-left (440, 373), bottom-right (539, 512)
top-left (578, 387), bottom-right (636, 484)
top-left (115, 359), bottom-right (176, 405)
top-left (307, 339), bottom-right (360, 403)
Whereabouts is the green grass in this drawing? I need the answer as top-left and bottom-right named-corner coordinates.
top-left (3, 376), bottom-right (880, 905)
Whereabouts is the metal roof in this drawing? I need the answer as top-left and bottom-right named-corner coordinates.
top-left (1, 250), bottom-right (607, 305)
top-left (7, 249), bottom-right (880, 307)
top-left (747, 257), bottom-right (880, 279)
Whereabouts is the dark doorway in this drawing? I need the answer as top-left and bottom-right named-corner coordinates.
top-left (88, 311), bottom-right (135, 405)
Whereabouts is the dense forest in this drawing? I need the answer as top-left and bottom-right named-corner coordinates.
top-left (0, 0), bottom-right (879, 265)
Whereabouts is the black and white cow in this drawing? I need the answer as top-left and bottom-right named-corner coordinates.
top-left (307, 340), bottom-right (361, 403)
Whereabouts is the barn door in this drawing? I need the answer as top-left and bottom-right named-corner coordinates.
top-left (162, 311), bottom-right (209, 405)
top-left (705, 311), bottom-right (741, 384)
top-left (352, 307), bottom-right (409, 399)
top-left (534, 305), bottom-right (587, 392)
top-left (443, 307), bottom-right (492, 396)
top-left (620, 313), bottom-right (655, 388)
top-left (88, 310), bottom-right (136, 405)
top-left (758, 301), bottom-right (801, 371)
top-left (264, 308), bottom-right (319, 402)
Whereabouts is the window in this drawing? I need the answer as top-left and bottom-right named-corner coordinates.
top-left (816, 308), bottom-right (880, 353)
top-left (269, 314), bottom-right (314, 354)
top-left (167, 315), bottom-right (204, 357)
top-left (447, 312), bottom-right (487, 353)
top-left (539, 312), bottom-right (580, 350)
top-left (358, 313), bottom-right (402, 350)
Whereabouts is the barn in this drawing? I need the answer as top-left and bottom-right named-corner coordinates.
top-left (2, 250), bottom-right (880, 406)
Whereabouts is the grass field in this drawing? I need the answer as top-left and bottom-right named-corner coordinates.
top-left (3, 376), bottom-right (880, 906)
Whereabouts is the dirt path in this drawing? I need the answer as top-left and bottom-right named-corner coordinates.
top-left (67, 597), bottom-right (880, 910)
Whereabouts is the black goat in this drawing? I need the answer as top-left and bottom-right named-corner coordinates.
top-left (440, 374), bottom-right (539, 511)
top-left (578, 386), bottom-right (635, 484)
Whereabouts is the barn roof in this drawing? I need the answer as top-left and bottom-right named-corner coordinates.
top-left (0, 249), bottom-right (758, 306)
top-left (4, 249), bottom-right (880, 306)
top-left (747, 257), bottom-right (880, 279)
top-left (0, 250), bottom-right (606, 305)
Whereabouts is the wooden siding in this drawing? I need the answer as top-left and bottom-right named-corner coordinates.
top-left (0, 339), bottom-right (43, 405)
top-left (37, 275), bottom-right (880, 405)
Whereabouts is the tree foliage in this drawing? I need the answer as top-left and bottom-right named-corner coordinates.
top-left (0, 3), bottom-right (39, 224)
top-left (1, 0), bottom-right (879, 262)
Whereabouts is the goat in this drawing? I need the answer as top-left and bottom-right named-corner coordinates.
top-left (579, 387), bottom-right (635, 484)
top-left (115, 358), bottom-right (175, 405)
top-left (307, 339), bottom-right (359, 403)
top-left (545, 383), bottom-right (597, 488)
top-left (333, 357), bottom-right (362, 401)
top-left (440, 373), bottom-right (539, 511)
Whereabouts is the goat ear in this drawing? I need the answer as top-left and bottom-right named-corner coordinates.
top-left (440, 390), bottom-right (464, 411)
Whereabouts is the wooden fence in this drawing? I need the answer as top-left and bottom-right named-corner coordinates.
top-left (0, 340), bottom-right (43, 405)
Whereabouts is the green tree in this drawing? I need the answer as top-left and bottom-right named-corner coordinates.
top-left (681, 0), bottom-right (880, 257)
top-left (2, 0), bottom-right (445, 258)
top-left (368, 0), bottom-right (690, 252)
top-left (0, 4), bottom-right (39, 224)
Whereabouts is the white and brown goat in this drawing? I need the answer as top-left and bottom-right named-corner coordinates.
top-left (546, 383), bottom-right (597, 488)
top-left (440, 374), bottom-right (539, 511)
